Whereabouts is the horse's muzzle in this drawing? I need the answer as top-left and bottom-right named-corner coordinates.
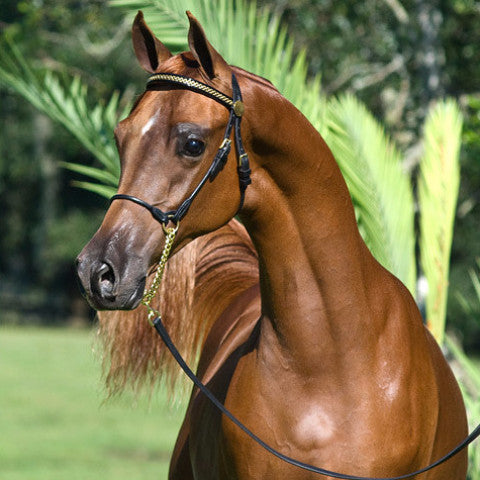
top-left (75, 253), bottom-right (146, 311)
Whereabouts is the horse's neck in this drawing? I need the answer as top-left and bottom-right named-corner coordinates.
top-left (240, 87), bottom-right (384, 372)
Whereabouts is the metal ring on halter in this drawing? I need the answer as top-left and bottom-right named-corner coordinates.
top-left (162, 220), bottom-right (179, 235)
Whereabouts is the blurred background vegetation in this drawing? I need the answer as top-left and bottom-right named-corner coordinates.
top-left (1, 1), bottom-right (136, 326)
top-left (1, 0), bottom-right (480, 477)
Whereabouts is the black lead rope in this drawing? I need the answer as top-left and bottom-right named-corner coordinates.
top-left (152, 314), bottom-right (480, 479)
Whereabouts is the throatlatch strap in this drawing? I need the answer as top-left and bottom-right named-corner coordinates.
top-left (231, 74), bottom-right (251, 212)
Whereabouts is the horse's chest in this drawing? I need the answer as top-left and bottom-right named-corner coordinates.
top-left (187, 355), bottom-right (425, 480)
top-left (188, 351), bottom-right (260, 479)
top-left (189, 354), bottom-right (340, 480)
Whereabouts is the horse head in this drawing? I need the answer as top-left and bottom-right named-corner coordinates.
top-left (76, 11), bottom-right (250, 310)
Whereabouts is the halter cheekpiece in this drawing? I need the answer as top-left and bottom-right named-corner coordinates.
top-left (110, 73), bottom-right (251, 226)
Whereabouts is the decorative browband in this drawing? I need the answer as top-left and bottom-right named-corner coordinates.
top-left (147, 73), bottom-right (234, 110)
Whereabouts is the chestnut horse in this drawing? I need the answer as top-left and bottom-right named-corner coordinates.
top-left (76, 11), bottom-right (468, 480)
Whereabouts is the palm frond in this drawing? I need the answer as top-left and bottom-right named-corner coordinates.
top-left (71, 181), bottom-right (118, 199)
top-left (61, 162), bottom-right (118, 186)
top-left (447, 261), bottom-right (480, 477)
top-left (445, 335), bottom-right (480, 475)
top-left (0, 37), bottom-right (123, 196)
top-left (325, 94), bottom-right (416, 293)
top-left (418, 99), bottom-right (463, 343)
top-left (110, 0), bottom-right (188, 50)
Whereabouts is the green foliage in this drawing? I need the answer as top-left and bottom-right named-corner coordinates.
top-left (42, 209), bottom-right (101, 265)
top-left (418, 100), bottom-right (463, 343)
top-left (447, 260), bottom-right (480, 480)
top-left (456, 260), bottom-right (480, 329)
top-left (0, 37), bottom-right (125, 198)
top-left (326, 94), bottom-right (416, 292)
top-left (111, 0), bottom-right (190, 51)
top-left (447, 335), bottom-right (480, 479)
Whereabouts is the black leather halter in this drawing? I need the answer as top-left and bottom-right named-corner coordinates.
top-left (110, 73), bottom-right (251, 226)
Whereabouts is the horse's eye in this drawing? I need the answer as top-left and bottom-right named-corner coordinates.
top-left (182, 138), bottom-right (205, 157)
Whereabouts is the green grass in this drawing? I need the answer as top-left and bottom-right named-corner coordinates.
top-left (0, 326), bottom-right (185, 480)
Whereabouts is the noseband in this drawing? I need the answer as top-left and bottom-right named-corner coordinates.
top-left (110, 73), bottom-right (251, 226)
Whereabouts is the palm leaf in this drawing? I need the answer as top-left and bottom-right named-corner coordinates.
top-left (448, 262), bottom-right (480, 477)
top-left (445, 335), bottom-right (480, 475)
top-left (71, 181), bottom-right (118, 199)
top-left (0, 36), bottom-right (122, 194)
top-left (325, 94), bottom-right (416, 293)
top-left (418, 100), bottom-right (462, 343)
top-left (61, 162), bottom-right (119, 187)
top-left (109, 0), bottom-right (190, 50)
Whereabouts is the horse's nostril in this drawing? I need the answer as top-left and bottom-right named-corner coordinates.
top-left (96, 262), bottom-right (116, 298)
top-left (98, 262), bottom-right (111, 280)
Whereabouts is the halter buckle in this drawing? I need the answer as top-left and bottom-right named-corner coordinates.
top-left (233, 100), bottom-right (244, 117)
top-left (220, 137), bottom-right (232, 149)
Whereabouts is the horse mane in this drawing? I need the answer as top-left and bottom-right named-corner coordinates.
top-left (231, 66), bottom-right (277, 91)
top-left (97, 219), bottom-right (259, 397)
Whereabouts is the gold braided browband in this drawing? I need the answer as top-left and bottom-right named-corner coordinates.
top-left (146, 73), bottom-right (234, 109)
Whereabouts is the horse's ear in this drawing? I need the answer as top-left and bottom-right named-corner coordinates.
top-left (132, 11), bottom-right (172, 73)
top-left (186, 11), bottom-right (229, 79)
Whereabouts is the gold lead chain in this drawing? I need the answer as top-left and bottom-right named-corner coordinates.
top-left (141, 224), bottom-right (179, 323)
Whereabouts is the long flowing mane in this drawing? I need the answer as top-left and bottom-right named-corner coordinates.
top-left (97, 219), bottom-right (259, 396)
